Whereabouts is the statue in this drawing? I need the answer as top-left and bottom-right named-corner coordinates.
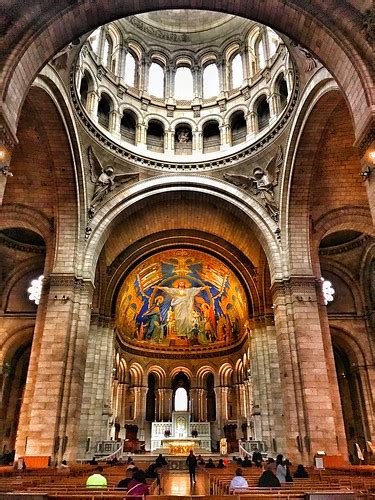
top-left (223, 145), bottom-right (283, 221)
top-left (177, 128), bottom-right (190, 143)
top-left (88, 146), bottom-right (139, 207)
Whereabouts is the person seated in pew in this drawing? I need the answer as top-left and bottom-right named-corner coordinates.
top-left (217, 458), bottom-right (226, 469)
top-left (89, 456), bottom-right (98, 465)
top-left (86, 466), bottom-right (108, 489)
top-left (242, 455), bottom-right (253, 467)
top-left (117, 467), bottom-right (135, 489)
top-left (126, 469), bottom-right (150, 497)
top-left (294, 464), bottom-right (309, 478)
top-left (258, 469), bottom-right (281, 488)
top-left (197, 454), bottom-right (205, 465)
top-left (229, 467), bottom-right (249, 492)
top-left (205, 458), bottom-right (216, 468)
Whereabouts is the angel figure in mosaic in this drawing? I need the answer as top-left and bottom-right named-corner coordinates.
top-left (223, 145), bottom-right (283, 221)
top-left (88, 146), bottom-right (139, 207)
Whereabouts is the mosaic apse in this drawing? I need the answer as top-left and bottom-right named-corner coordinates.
top-left (116, 249), bottom-right (249, 349)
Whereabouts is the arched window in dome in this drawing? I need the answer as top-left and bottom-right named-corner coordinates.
top-left (203, 120), bottom-right (220, 153)
top-left (276, 74), bottom-right (288, 110)
top-left (103, 34), bottom-right (113, 69)
top-left (175, 124), bottom-right (192, 155)
top-left (230, 110), bottom-right (247, 146)
top-left (125, 52), bottom-right (136, 87)
top-left (121, 110), bottom-right (137, 145)
top-left (146, 120), bottom-right (164, 153)
top-left (175, 67), bottom-right (193, 101)
top-left (256, 95), bottom-right (270, 131)
top-left (203, 64), bottom-right (219, 99)
top-left (174, 387), bottom-right (188, 412)
top-left (231, 54), bottom-right (243, 89)
top-left (268, 29), bottom-right (280, 59)
top-left (79, 73), bottom-right (89, 109)
top-left (97, 93), bottom-right (112, 129)
top-left (149, 62), bottom-right (165, 98)
top-left (89, 28), bottom-right (100, 55)
top-left (256, 36), bottom-right (266, 71)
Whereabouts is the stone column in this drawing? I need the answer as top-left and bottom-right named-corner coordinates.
top-left (193, 130), bottom-right (202, 154)
top-left (163, 388), bottom-right (173, 421)
top-left (77, 314), bottom-right (114, 459)
top-left (217, 58), bottom-right (226, 93)
top-left (117, 382), bottom-right (129, 438)
top-left (15, 274), bottom-right (94, 464)
top-left (271, 276), bottom-right (346, 462)
top-left (87, 91), bottom-right (99, 122)
top-left (136, 123), bottom-right (147, 149)
top-left (198, 388), bottom-right (207, 422)
top-left (268, 92), bottom-right (281, 121)
top-left (189, 388), bottom-right (199, 422)
top-left (132, 386), bottom-right (148, 441)
top-left (166, 65), bottom-right (176, 99)
top-left (246, 111), bottom-right (257, 139)
top-left (286, 68), bottom-right (294, 96)
top-left (109, 110), bottom-right (121, 139)
top-left (241, 46), bottom-right (250, 85)
top-left (220, 124), bottom-right (230, 150)
top-left (118, 45), bottom-right (128, 85)
top-left (192, 65), bottom-right (202, 99)
top-left (250, 317), bottom-right (283, 452)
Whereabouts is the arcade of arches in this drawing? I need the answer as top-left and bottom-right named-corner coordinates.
top-left (0, 1), bottom-right (374, 467)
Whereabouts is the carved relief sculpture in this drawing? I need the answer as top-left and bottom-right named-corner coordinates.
top-left (223, 145), bottom-right (283, 221)
top-left (88, 146), bottom-right (139, 207)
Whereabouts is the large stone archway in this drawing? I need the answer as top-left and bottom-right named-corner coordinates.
top-left (1, 1), bottom-right (373, 147)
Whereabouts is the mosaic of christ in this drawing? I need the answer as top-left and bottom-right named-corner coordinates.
top-left (116, 249), bottom-right (249, 348)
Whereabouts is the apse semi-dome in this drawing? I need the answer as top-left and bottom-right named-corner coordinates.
top-left (74, 10), bottom-right (296, 169)
top-left (115, 248), bottom-right (250, 356)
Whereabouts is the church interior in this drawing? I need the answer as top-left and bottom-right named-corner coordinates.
top-left (0, 0), bottom-right (374, 497)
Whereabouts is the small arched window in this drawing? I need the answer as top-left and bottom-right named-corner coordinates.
top-left (256, 37), bottom-right (266, 71)
top-left (268, 29), bottom-right (280, 59)
top-left (175, 124), bottom-right (192, 155)
top-left (147, 120), bottom-right (164, 153)
top-left (175, 67), bottom-right (193, 100)
top-left (125, 52), bottom-right (136, 87)
top-left (277, 74), bottom-right (288, 110)
top-left (231, 53), bottom-right (243, 89)
top-left (203, 120), bottom-right (220, 153)
top-left (103, 34), bottom-right (113, 69)
top-left (230, 111), bottom-right (247, 145)
top-left (256, 95), bottom-right (270, 131)
top-left (97, 94), bottom-right (112, 129)
top-left (121, 110), bottom-right (137, 144)
top-left (203, 63), bottom-right (219, 99)
top-left (149, 63), bottom-right (165, 98)
top-left (79, 76), bottom-right (89, 109)
top-left (175, 387), bottom-right (188, 411)
top-left (89, 28), bottom-right (100, 55)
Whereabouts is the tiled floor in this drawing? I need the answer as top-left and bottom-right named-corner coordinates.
top-left (162, 470), bottom-right (206, 495)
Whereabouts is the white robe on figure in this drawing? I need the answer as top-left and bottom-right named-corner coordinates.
top-left (159, 286), bottom-right (203, 336)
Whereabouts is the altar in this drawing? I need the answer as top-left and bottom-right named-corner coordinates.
top-left (151, 411), bottom-right (211, 452)
top-left (161, 437), bottom-right (201, 455)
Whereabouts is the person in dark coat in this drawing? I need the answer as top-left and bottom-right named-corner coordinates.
top-left (186, 450), bottom-right (198, 484)
top-left (217, 458), bottom-right (226, 468)
top-left (252, 448), bottom-right (263, 467)
top-left (242, 455), bottom-right (253, 467)
top-left (258, 469), bottom-right (281, 487)
top-left (205, 458), bottom-right (216, 468)
top-left (294, 464), bottom-right (309, 478)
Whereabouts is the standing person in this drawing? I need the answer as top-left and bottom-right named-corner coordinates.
top-left (86, 466), bottom-right (107, 489)
top-left (275, 454), bottom-right (287, 483)
top-left (252, 448), bottom-right (263, 468)
top-left (186, 450), bottom-right (198, 484)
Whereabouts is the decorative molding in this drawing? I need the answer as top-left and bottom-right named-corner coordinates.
top-left (128, 16), bottom-right (190, 43)
top-left (70, 66), bottom-right (300, 172)
top-left (0, 233), bottom-right (45, 254)
top-left (116, 331), bottom-right (247, 359)
top-left (319, 234), bottom-right (371, 256)
top-left (48, 274), bottom-right (95, 293)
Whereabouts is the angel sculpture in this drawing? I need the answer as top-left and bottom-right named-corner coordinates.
top-left (223, 145), bottom-right (283, 221)
top-left (88, 146), bottom-right (139, 207)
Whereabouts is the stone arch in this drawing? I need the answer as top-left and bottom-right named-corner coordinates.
top-left (146, 365), bottom-right (167, 388)
top-left (129, 362), bottom-right (144, 386)
top-left (196, 365), bottom-right (216, 387)
top-left (83, 176), bottom-right (282, 283)
top-left (234, 358), bottom-right (244, 384)
top-left (0, 325), bottom-right (34, 366)
top-left (218, 362), bottom-right (233, 386)
top-left (2, 0), bottom-right (372, 146)
top-left (169, 366), bottom-right (194, 386)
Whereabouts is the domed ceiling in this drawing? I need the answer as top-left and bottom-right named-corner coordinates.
top-left (115, 248), bottom-right (249, 354)
top-left (135, 10), bottom-right (234, 33)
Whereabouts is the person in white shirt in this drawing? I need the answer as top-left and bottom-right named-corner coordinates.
top-left (229, 468), bottom-right (249, 492)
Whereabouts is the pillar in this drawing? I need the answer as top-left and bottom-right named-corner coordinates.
top-left (87, 91), bottom-right (99, 122)
top-left (246, 111), bottom-right (257, 139)
top-left (361, 143), bottom-right (375, 225)
top-left (133, 386), bottom-right (148, 441)
top-left (189, 388), bottom-right (199, 421)
top-left (271, 276), bottom-right (347, 462)
top-left (220, 124), bottom-right (230, 150)
top-left (15, 274), bottom-right (94, 464)
top-left (77, 314), bottom-right (114, 459)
